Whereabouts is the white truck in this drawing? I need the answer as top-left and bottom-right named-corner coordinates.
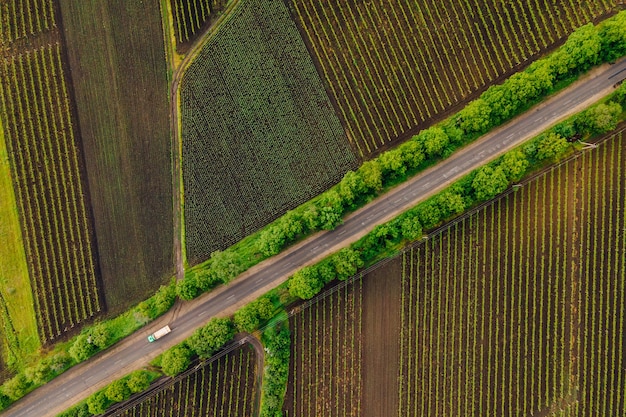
top-left (147, 325), bottom-right (171, 342)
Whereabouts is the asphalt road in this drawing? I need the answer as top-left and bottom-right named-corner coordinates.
top-left (5, 57), bottom-right (626, 417)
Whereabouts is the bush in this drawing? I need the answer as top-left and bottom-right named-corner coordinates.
top-left (259, 324), bottom-right (291, 417)
top-left (472, 165), bottom-right (509, 201)
top-left (105, 379), bottom-right (131, 402)
top-left (161, 344), bottom-right (192, 377)
top-left (126, 370), bottom-right (152, 394)
top-left (234, 297), bottom-right (276, 333)
top-left (177, 275), bottom-right (200, 300)
top-left (2, 374), bottom-right (30, 401)
top-left (187, 318), bottom-right (235, 358)
top-left (87, 391), bottom-right (110, 415)
top-left (69, 334), bottom-right (97, 362)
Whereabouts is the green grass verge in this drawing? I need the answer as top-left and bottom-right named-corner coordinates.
top-left (0, 119), bottom-right (39, 371)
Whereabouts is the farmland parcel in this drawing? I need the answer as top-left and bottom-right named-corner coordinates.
top-left (284, 128), bottom-right (625, 416)
top-left (0, 2), bottom-right (102, 345)
top-left (58, 0), bottom-right (174, 312)
top-left (180, 0), bottom-right (358, 264)
top-left (288, 0), bottom-right (620, 156)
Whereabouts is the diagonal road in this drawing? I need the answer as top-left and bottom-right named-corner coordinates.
top-left (4, 57), bottom-right (626, 417)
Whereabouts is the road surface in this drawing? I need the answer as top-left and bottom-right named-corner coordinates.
top-left (5, 57), bottom-right (626, 417)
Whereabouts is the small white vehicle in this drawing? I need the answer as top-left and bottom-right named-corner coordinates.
top-left (147, 325), bottom-right (171, 342)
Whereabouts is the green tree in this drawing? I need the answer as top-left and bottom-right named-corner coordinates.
top-left (436, 191), bottom-right (465, 217)
top-left (87, 391), bottom-right (110, 415)
top-left (332, 248), bottom-right (364, 280)
top-left (536, 132), bottom-right (569, 162)
top-left (316, 190), bottom-right (344, 230)
top-left (177, 275), bottom-right (200, 300)
top-left (234, 297), bottom-right (275, 333)
top-left (379, 148), bottom-right (406, 179)
top-left (188, 318), bottom-right (235, 358)
top-left (472, 165), bottom-right (509, 201)
top-left (161, 345), bottom-right (192, 377)
top-left (257, 225), bottom-right (286, 257)
top-left (419, 127), bottom-right (449, 157)
top-left (289, 266), bottom-right (323, 300)
top-left (338, 170), bottom-right (366, 206)
top-left (89, 324), bottom-right (110, 349)
top-left (105, 379), bottom-right (131, 402)
top-left (577, 102), bottom-right (622, 135)
top-left (400, 213), bottom-right (423, 241)
top-left (357, 160), bottom-right (383, 192)
top-left (69, 334), bottom-right (96, 362)
top-left (2, 374), bottom-right (30, 401)
top-left (416, 201), bottom-right (442, 230)
top-left (209, 249), bottom-right (244, 283)
top-left (500, 149), bottom-right (529, 182)
top-left (561, 22), bottom-right (602, 72)
top-left (399, 139), bottom-right (426, 169)
top-left (24, 361), bottom-right (52, 386)
top-left (126, 370), bottom-right (152, 394)
top-left (599, 11), bottom-right (626, 61)
top-left (458, 98), bottom-right (492, 134)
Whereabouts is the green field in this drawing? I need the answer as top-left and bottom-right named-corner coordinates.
top-left (180, 0), bottom-right (358, 264)
top-left (0, 119), bottom-right (38, 378)
top-left (289, 0), bottom-right (619, 156)
top-left (58, 0), bottom-right (174, 313)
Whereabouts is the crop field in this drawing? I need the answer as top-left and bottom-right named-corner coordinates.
top-left (284, 277), bottom-right (363, 417)
top-left (58, 0), bottom-right (174, 312)
top-left (397, 130), bottom-right (625, 416)
top-left (170, 0), bottom-right (228, 48)
top-left (116, 342), bottom-right (258, 417)
top-left (0, 0), bottom-right (55, 43)
top-left (283, 128), bottom-right (625, 416)
top-left (288, 0), bottom-right (619, 156)
top-left (0, 41), bottom-right (102, 344)
top-left (180, 0), bottom-right (357, 264)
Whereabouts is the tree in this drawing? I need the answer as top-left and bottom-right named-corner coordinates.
top-left (416, 201), bottom-right (442, 230)
top-left (24, 361), bottom-right (52, 385)
top-left (234, 297), bottom-right (275, 333)
top-left (126, 370), bottom-right (151, 394)
top-left (177, 275), bottom-right (200, 300)
top-left (418, 127), bottom-right (449, 157)
top-left (188, 318), bottom-right (234, 358)
top-left (337, 170), bottom-right (366, 205)
top-left (576, 102), bottom-right (622, 135)
top-left (152, 284), bottom-right (176, 315)
top-left (500, 149), bottom-right (529, 182)
top-left (289, 266), bottom-right (323, 300)
top-left (378, 148), bottom-right (406, 179)
top-left (69, 334), bottom-right (96, 362)
top-left (458, 98), bottom-right (492, 134)
top-left (257, 225), bottom-right (286, 257)
top-left (209, 249), bottom-right (244, 283)
top-left (599, 11), bottom-right (626, 61)
top-left (87, 391), bottom-right (110, 415)
top-left (332, 248), bottom-right (363, 280)
top-left (105, 379), bottom-right (131, 402)
top-left (561, 22), bottom-right (602, 72)
top-left (472, 165), bottom-right (509, 201)
top-left (399, 138), bottom-right (425, 169)
top-left (536, 132), bottom-right (569, 162)
top-left (400, 213), bottom-right (423, 241)
top-left (436, 191), bottom-right (465, 217)
top-left (89, 324), bottom-right (110, 349)
top-left (316, 190), bottom-right (343, 230)
top-left (161, 345), bottom-right (192, 377)
top-left (2, 374), bottom-right (30, 401)
top-left (279, 210), bottom-right (303, 241)
top-left (357, 160), bottom-right (383, 192)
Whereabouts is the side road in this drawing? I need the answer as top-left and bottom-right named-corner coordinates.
top-left (5, 58), bottom-right (626, 417)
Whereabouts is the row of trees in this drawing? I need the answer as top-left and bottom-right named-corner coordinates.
top-left (259, 323), bottom-right (290, 417)
top-left (288, 87), bottom-right (624, 300)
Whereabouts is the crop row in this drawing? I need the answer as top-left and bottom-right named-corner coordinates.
top-left (286, 277), bottom-right (362, 417)
top-left (171, 0), bottom-right (227, 44)
top-left (117, 343), bottom-right (257, 417)
top-left (397, 129), bottom-right (625, 416)
top-left (181, 0), bottom-right (357, 264)
top-left (289, 0), bottom-right (618, 156)
top-left (0, 0), bottom-right (56, 43)
top-left (0, 43), bottom-right (101, 344)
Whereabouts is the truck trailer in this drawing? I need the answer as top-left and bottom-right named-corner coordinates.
top-left (148, 325), bottom-right (171, 342)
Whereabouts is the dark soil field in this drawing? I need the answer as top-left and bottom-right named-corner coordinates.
top-left (288, 0), bottom-right (620, 157)
top-left (58, 1), bottom-right (174, 313)
top-left (115, 342), bottom-right (258, 417)
top-left (180, 0), bottom-right (357, 264)
top-left (283, 127), bottom-right (625, 417)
